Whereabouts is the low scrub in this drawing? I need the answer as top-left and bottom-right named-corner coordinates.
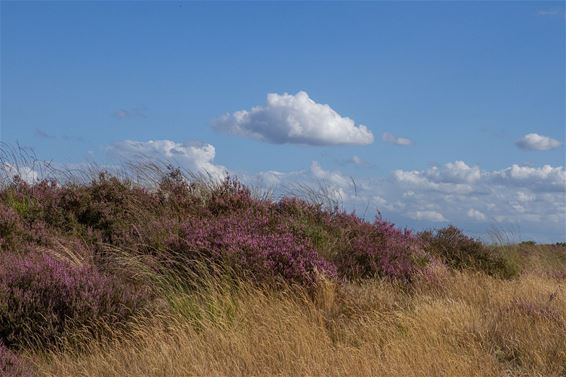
top-left (166, 212), bottom-right (337, 287)
top-left (419, 226), bottom-right (519, 278)
top-left (331, 215), bottom-right (427, 282)
top-left (0, 251), bottom-right (150, 349)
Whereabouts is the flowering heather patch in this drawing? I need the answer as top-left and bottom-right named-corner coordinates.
top-left (0, 171), bottom-right (434, 286)
top-left (0, 343), bottom-right (31, 377)
top-left (0, 251), bottom-right (150, 349)
top-left (167, 212), bottom-right (337, 287)
top-left (330, 214), bottom-right (427, 282)
top-left (274, 199), bottom-right (428, 282)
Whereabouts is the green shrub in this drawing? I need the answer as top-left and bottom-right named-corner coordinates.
top-left (419, 226), bottom-right (518, 278)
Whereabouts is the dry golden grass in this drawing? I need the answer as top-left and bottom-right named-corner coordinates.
top-left (31, 261), bottom-right (565, 377)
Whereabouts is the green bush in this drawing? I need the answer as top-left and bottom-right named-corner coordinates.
top-left (419, 226), bottom-right (518, 278)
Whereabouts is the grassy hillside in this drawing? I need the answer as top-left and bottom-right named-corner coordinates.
top-left (0, 169), bottom-right (564, 377)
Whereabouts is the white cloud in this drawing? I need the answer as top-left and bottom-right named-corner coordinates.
top-left (0, 163), bottom-right (39, 184)
top-left (308, 161), bottom-right (354, 201)
top-left (108, 140), bottom-right (227, 180)
top-left (435, 161), bottom-right (481, 183)
top-left (516, 191), bottom-right (535, 203)
top-left (393, 161), bottom-right (480, 194)
top-left (113, 106), bottom-right (147, 120)
top-left (537, 10), bottom-right (558, 16)
top-left (351, 156), bottom-right (363, 165)
top-left (382, 132), bottom-right (412, 146)
top-left (386, 161), bottom-right (565, 240)
top-left (537, 9), bottom-right (566, 19)
top-left (409, 210), bottom-right (447, 222)
top-left (310, 161), bottom-right (351, 188)
top-left (515, 133), bottom-right (562, 151)
top-left (213, 91), bottom-right (374, 146)
top-left (255, 170), bottom-right (288, 187)
top-left (467, 208), bottom-right (487, 221)
top-left (489, 164), bottom-right (566, 192)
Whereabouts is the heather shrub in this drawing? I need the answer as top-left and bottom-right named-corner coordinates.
top-left (156, 172), bottom-right (261, 218)
top-left (0, 251), bottom-right (150, 349)
top-left (331, 215), bottom-right (428, 282)
top-left (276, 199), bottom-right (428, 282)
top-left (55, 174), bottom-right (151, 244)
top-left (419, 226), bottom-right (518, 278)
top-left (4, 174), bottom-right (158, 248)
top-left (276, 198), bottom-right (338, 257)
top-left (0, 204), bottom-right (24, 251)
top-left (0, 343), bottom-right (31, 377)
top-left (0, 191), bottom-right (55, 251)
top-left (166, 212), bottom-right (336, 288)
top-left (156, 168), bottom-right (200, 214)
top-left (1, 183), bottom-right (43, 222)
top-left (205, 176), bottom-right (257, 216)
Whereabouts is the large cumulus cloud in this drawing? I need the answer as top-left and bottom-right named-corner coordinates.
top-left (213, 91), bottom-right (374, 146)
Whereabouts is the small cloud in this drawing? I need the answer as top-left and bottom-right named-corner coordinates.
top-left (351, 155), bottom-right (363, 165)
top-left (213, 91), bottom-right (374, 146)
top-left (536, 9), bottom-right (566, 19)
top-left (62, 135), bottom-right (85, 143)
top-left (515, 133), bottom-right (562, 151)
top-left (113, 106), bottom-right (147, 120)
top-left (382, 132), bottom-right (412, 146)
top-left (537, 10), bottom-right (559, 16)
top-left (34, 129), bottom-right (55, 139)
top-left (337, 155), bottom-right (374, 168)
top-left (349, 155), bottom-right (369, 166)
top-left (467, 208), bottom-right (487, 221)
top-left (408, 210), bottom-right (447, 222)
top-left (113, 110), bottom-right (129, 119)
top-left (33, 129), bottom-right (83, 143)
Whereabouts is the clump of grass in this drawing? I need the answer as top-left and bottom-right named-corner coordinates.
top-left (30, 265), bottom-right (566, 377)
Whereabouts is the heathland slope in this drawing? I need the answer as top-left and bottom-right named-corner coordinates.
top-left (0, 169), bottom-right (564, 376)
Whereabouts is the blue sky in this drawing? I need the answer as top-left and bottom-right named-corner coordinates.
top-left (1, 1), bottom-right (565, 242)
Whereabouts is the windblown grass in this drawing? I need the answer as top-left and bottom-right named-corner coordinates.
top-left (31, 266), bottom-right (565, 377)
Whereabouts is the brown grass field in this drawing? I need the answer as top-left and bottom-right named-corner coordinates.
top-left (30, 244), bottom-right (565, 377)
